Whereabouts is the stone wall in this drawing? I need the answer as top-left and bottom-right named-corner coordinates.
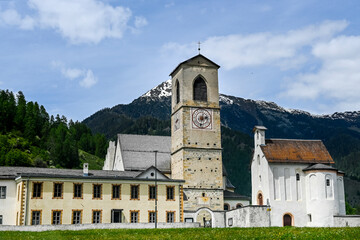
top-left (0, 222), bottom-right (200, 232)
top-left (333, 215), bottom-right (360, 227)
top-left (225, 206), bottom-right (270, 228)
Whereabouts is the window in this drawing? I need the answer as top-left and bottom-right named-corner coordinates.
top-left (193, 77), bottom-right (207, 101)
top-left (130, 211), bottom-right (139, 223)
top-left (32, 182), bottom-right (42, 198)
top-left (326, 179), bottom-right (330, 186)
top-left (72, 210), bottom-right (82, 224)
top-left (131, 185), bottom-right (139, 200)
top-left (149, 186), bottom-right (156, 200)
top-left (224, 204), bottom-right (230, 211)
top-left (0, 186), bottom-right (6, 199)
top-left (31, 210), bottom-right (41, 225)
top-left (112, 185), bottom-right (121, 199)
top-left (185, 218), bottom-right (193, 223)
top-left (236, 203), bottom-right (243, 209)
top-left (175, 80), bottom-right (180, 104)
top-left (74, 184), bottom-right (83, 198)
top-left (53, 183), bottom-right (63, 198)
top-left (308, 214), bottom-right (312, 222)
top-left (149, 211), bottom-right (156, 223)
top-left (52, 210), bottom-right (62, 225)
top-left (93, 184), bottom-right (102, 199)
top-left (111, 209), bottom-right (122, 223)
top-left (17, 185), bottom-right (20, 201)
top-left (166, 211), bottom-right (175, 223)
top-left (228, 218), bottom-right (233, 227)
top-left (0, 215), bottom-right (2, 225)
top-left (296, 173), bottom-right (300, 181)
top-left (166, 186), bottom-right (175, 200)
top-left (92, 210), bottom-right (101, 224)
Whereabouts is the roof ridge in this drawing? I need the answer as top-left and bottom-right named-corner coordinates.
top-left (266, 138), bottom-right (322, 142)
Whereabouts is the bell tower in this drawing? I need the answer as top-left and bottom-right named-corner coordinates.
top-left (170, 54), bottom-right (223, 212)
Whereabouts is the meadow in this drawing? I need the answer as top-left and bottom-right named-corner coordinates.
top-left (1, 227), bottom-right (360, 240)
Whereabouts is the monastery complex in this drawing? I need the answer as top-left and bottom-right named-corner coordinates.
top-left (0, 54), bottom-right (359, 228)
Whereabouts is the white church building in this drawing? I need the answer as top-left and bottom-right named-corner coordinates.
top-left (252, 126), bottom-right (349, 227)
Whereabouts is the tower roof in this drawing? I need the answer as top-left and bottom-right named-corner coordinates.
top-left (169, 54), bottom-right (220, 77)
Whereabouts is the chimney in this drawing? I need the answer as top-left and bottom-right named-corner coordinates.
top-left (253, 126), bottom-right (267, 146)
top-left (83, 163), bottom-right (89, 176)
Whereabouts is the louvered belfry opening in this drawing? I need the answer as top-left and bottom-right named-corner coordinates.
top-left (193, 77), bottom-right (207, 101)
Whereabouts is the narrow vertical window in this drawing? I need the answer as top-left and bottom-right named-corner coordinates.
top-left (193, 77), bottom-right (207, 101)
top-left (0, 215), bottom-right (3, 225)
top-left (112, 185), bottom-right (121, 199)
top-left (166, 186), bottom-right (175, 200)
top-left (52, 210), bottom-right (62, 225)
top-left (31, 211), bottom-right (41, 225)
top-left (53, 183), bottom-right (63, 198)
top-left (166, 212), bottom-right (175, 223)
top-left (149, 186), bottom-right (156, 200)
top-left (92, 210), bottom-right (101, 224)
top-left (0, 186), bottom-right (6, 199)
top-left (72, 210), bottom-right (82, 224)
top-left (149, 211), bottom-right (156, 223)
top-left (296, 172), bottom-right (302, 201)
top-left (131, 185), bottom-right (139, 200)
top-left (130, 211), bottom-right (139, 223)
top-left (93, 184), bottom-right (102, 199)
top-left (74, 183), bottom-right (83, 199)
top-left (32, 183), bottom-right (42, 198)
top-left (175, 80), bottom-right (180, 104)
top-left (273, 167), bottom-right (280, 200)
top-left (325, 175), bottom-right (333, 199)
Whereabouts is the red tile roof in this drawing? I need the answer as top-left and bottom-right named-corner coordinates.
top-left (260, 139), bottom-right (334, 164)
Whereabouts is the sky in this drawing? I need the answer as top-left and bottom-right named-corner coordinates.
top-left (1, 0), bottom-right (360, 121)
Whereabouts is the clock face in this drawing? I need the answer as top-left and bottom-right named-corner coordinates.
top-left (174, 112), bottom-right (180, 132)
top-left (191, 108), bottom-right (212, 129)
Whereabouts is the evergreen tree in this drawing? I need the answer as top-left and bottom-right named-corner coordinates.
top-left (14, 91), bottom-right (26, 132)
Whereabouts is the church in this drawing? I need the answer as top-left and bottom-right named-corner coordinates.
top-left (0, 54), bottom-right (359, 228)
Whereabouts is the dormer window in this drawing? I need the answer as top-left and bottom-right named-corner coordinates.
top-left (193, 77), bottom-right (207, 101)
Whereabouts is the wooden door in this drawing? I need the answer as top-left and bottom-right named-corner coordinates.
top-left (283, 214), bottom-right (292, 226)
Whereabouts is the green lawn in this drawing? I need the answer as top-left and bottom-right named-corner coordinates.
top-left (1, 227), bottom-right (359, 240)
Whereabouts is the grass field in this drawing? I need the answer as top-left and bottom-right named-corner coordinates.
top-left (1, 227), bottom-right (360, 240)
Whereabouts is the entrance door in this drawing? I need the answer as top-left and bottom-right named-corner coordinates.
top-left (283, 214), bottom-right (292, 226)
top-left (195, 209), bottom-right (212, 227)
top-left (111, 209), bottom-right (122, 223)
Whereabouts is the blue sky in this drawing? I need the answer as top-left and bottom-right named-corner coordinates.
top-left (1, 0), bottom-right (360, 121)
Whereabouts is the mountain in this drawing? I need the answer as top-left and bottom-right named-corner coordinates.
top-left (83, 80), bottom-right (360, 207)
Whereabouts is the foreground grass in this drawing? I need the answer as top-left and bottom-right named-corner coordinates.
top-left (1, 227), bottom-right (360, 240)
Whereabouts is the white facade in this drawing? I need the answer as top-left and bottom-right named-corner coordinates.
top-left (251, 126), bottom-right (347, 227)
top-left (0, 180), bottom-right (17, 225)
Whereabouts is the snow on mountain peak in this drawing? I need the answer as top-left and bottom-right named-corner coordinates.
top-left (142, 79), bottom-right (172, 99)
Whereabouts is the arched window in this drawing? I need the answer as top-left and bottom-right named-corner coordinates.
top-left (193, 77), bottom-right (207, 101)
top-left (175, 80), bottom-right (180, 104)
top-left (224, 203), bottom-right (230, 211)
top-left (236, 203), bottom-right (243, 209)
top-left (257, 193), bottom-right (263, 205)
top-left (325, 175), bottom-right (333, 199)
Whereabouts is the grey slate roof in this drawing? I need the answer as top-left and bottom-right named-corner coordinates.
top-left (0, 166), bottom-right (183, 182)
top-left (303, 163), bottom-right (338, 172)
top-left (224, 190), bottom-right (250, 200)
top-left (118, 134), bottom-right (171, 173)
top-left (226, 178), bottom-right (235, 189)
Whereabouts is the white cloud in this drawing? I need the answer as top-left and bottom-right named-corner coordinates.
top-left (283, 35), bottom-right (360, 111)
top-left (162, 20), bottom-right (348, 70)
top-left (134, 16), bottom-right (148, 28)
top-left (0, 0), bottom-right (148, 44)
top-left (52, 61), bottom-right (97, 88)
top-left (79, 70), bottom-right (97, 88)
top-left (0, 9), bottom-right (35, 30)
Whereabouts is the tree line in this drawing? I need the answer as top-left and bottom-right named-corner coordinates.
top-left (0, 89), bottom-right (108, 169)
